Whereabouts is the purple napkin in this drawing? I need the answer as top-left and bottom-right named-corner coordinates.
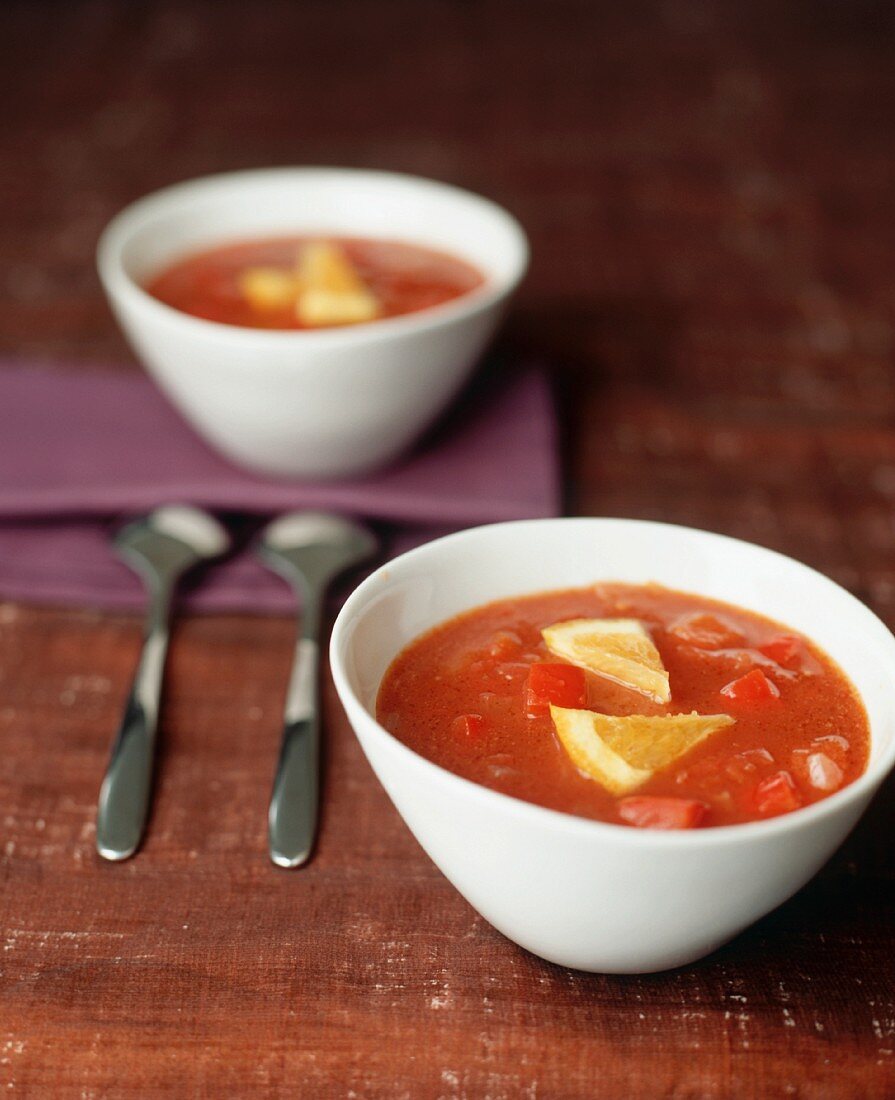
top-left (0, 362), bottom-right (559, 613)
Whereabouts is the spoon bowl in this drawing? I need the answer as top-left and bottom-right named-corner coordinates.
top-left (260, 512), bottom-right (378, 591)
top-left (115, 506), bottom-right (230, 587)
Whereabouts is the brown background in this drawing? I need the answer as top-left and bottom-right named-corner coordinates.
top-left (2, 1), bottom-right (895, 1096)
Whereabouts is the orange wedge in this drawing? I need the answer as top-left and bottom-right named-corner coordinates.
top-left (296, 241), bottom-right (380, 326)
top-left (542, 618), bottom-right (671, 703)
top-left (550, 705), bottom-right (735, 795)
top-left (239, 267), bottom-right (302, 311)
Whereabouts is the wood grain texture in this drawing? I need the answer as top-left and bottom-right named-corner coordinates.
top-left (2, 0), bottom-right (894, 1096)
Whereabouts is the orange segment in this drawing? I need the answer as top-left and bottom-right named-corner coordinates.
top-left (542, 618), bottom-right (671, 703)
top-left (550, 705), bottom-right (735, 795)
top-left (295, 241), bottom-right (380, 326)
top-left (239, 267), bottom-right (302, 311)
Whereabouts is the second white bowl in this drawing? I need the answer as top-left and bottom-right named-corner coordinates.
top-left (97, 168), bottom-right (529, 479)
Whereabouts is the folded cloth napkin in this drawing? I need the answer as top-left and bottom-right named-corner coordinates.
top-left (0, 361), bottom-right (559, 613)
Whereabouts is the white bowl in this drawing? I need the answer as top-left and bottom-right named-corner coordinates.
top-left (97, 168), bottom-right (528, 479)
top-left (330, 518), bottom-right (895, 973)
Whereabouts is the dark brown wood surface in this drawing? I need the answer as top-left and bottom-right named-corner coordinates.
top-left (2, 1), bottom-right (895, 1096)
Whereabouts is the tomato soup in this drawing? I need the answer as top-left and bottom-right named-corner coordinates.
top-left (376, 583), bottom-right (870, 829)
top-left (144, 236), bottom-right (485, 330)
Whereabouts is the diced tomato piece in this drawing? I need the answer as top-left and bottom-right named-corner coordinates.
top-left (758, 634), bottom-right (802, 668)
top-left (809, 734), bottom-right (850, 769)
top-left (618, 796), bottom-right (708, 830)
top-left (488, 630), bottom-right (522, 659)
top-left (752, 770), bottom-right (801, 816)
top-left (720, 668), bottom-right (780, 703)
top-left (723, 753), bottom-right (759, 784)
top-left (680, 748), bottom-right (778, 799)
top-left (524, 662), bottom-right (587, 716)
top-left (669, 612), bottom-right (744, 650)
top-left (451, 713), bottom-right (486, 738)
top-left (806, 752), bottom-right (843, 792)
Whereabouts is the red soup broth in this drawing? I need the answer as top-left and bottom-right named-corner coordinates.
top-left (376, 583), bottom-right (870, 829)
top-left (144, 236), bottom-right (485, 329)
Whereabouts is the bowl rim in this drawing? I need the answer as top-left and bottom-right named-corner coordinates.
top-left (330, 516), bottom-right (895, 848)
top-left (96, 165), bottom-right (530, 351)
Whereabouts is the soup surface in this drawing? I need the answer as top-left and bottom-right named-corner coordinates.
top-left (144, 236), bottom-right (485, 329)
top-left (376, 583), bottom-right (870, 829)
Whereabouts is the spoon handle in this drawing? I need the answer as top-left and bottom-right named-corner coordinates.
top-left (96, 613), bottom-right (169, 861)
top-left (268, 637), bottom-right (319, 867)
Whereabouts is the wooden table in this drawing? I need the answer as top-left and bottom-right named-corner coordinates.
top-left (2, 1), bottom-right (894, 1095)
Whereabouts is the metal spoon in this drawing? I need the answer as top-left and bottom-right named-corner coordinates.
top-left (96, 506), bottom-right (230, 861)
top-left (258, 512), bottom-right (376, 868)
